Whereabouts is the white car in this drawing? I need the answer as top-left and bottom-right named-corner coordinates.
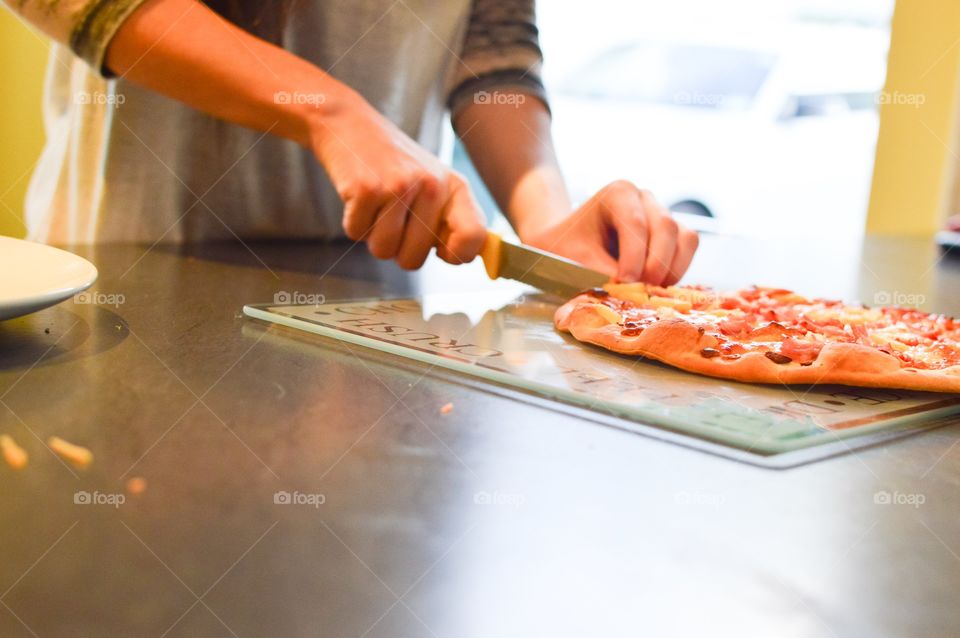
top-left (548, 23), bottom-right (888, 238)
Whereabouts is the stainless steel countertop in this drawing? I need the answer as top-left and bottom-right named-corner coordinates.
top-left (1, 235), bottom-right (959, 637)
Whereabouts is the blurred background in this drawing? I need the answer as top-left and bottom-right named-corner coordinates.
top-left (457, 0), bottom-right (896, 240)
top-left (5, 0), bottom-right (955, 243)
top-left (540, 0), bottom-right (895, 239)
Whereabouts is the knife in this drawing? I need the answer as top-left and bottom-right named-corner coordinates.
top-left (478, 232), bottom-right (609, 298)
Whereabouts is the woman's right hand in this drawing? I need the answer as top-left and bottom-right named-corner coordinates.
top-left (308, 94), bottom-right (487, 270)
top-left (103, 0), bottom-right (485, 270)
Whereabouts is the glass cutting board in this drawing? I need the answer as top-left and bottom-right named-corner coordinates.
top-left (244, 292), bottom-right (960, 464)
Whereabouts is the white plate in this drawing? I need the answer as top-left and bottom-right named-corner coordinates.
top-left (0, 237), bottom-right (98, 321)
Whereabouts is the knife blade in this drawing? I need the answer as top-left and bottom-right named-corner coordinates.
top-left (478, 232), bottom-right (609, 298)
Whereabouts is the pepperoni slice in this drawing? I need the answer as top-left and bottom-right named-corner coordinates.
top-left (780, 338), bottom-right (824, 365)
top-left (719, 316), bottom-right (752, 337)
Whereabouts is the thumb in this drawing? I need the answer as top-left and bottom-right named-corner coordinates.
top-left (574, 243), bottom-right (618, 278)
top-left (436, 180), bottom-right (486, 265)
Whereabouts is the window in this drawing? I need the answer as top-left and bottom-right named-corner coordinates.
top-left (538, 0), bottom-right (895, 238)
top-left (563, 43), bottom-right (776, 111)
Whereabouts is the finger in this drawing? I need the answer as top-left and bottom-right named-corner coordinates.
top-left (577, 247), bottom-right (619, 278)
top-left (395, 177), bottom-right (445, 270)
top-left (341, 183), bottom-right (386, 241)
top-left (436, 181), bottom-right (486, 265)
top-left (366, 185), bottom-right (419, 260)
top-left (639, 200), bottom-right (680, 285)
top-left (529, 192), bottom-right (618, 276)
top-left (600, 185), bottom-right (649, 282)
top-left (662, 227), bottom-right (700, 286)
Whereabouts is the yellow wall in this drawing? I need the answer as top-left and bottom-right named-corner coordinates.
top-left (866, 0), bottom-right (960, 235)
top-left (0, 9), bottom-right (48, 238)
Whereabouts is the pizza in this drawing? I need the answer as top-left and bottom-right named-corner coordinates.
top-left (555, 283), bottom-right (960, 392)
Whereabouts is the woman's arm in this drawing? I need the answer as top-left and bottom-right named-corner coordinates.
top-left (454, 97), bottom-right (571, 241)
top-left (4, 0), bottom-right (486, 267)
top-left (107, 0), bottom-right (333, 147)
top-left (109, 0), bottom-right (485, 267)
top-left (445, 0), bottom-right (698, 284)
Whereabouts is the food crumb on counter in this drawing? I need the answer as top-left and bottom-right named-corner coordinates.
top-left (126, 477), bottom-right (147, 496)
top-left (440, 402), bottom-right (454, 415)
top-left (48, 436), bottom-right (93, 469)
top-left (0, 435), bottom-right (28, 469)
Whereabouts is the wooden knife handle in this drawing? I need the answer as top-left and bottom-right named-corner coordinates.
top-left (479, 232), bottom-right (503, 280)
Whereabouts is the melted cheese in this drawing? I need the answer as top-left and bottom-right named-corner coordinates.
top-left (592, 304), bottom-right (622, 324)
top-left (868, 332), bottom-right (909, 352)
top-left (656, 306), bottom-right (679, 319)
top-left (804, 306), bottom-right (883, 325)
top-left (648, 296), bottom-right (692, 313)
top-left (603, 283), bottom-right (650, 304)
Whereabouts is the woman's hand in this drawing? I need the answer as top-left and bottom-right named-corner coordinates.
top-left (519, 181), bottom-right (699, 286)
top-left (453, 99), bottom-right (698, 286)
top-left (308, 95), bottom-right (487, 270)
top-left (104, 0), bottom-right (486, 270)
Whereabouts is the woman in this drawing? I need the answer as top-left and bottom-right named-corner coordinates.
top-left (6, 0), bottom-right (698, 284)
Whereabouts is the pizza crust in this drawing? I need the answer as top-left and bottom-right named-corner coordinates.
top-left (555, 296), bottom-right (960, 393)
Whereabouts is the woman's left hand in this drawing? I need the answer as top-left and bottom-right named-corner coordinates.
top-left (519, 180), bottom-right (700, 286)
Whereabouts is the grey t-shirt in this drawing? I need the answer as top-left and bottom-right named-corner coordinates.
top-left (5, 0), bottom-right (545, 243)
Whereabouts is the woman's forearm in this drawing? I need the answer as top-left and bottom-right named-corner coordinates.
top-left (453, 96), bottom-right (572, 240)
top-left (105, 0), bottom-right (354, 148)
